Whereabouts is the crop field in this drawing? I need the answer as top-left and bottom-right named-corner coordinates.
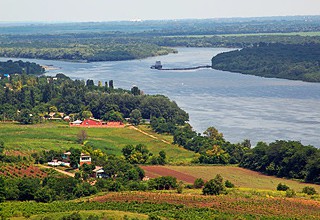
top-left (0, 163), bottom-right (64, 179)
top-left (91, 191), bottom-right (320, 219)
top-left (0, 122), bottom-right (194, 163)
top-left (0, 163), bottom-right (48, 178)
top-left (10, 210), bottom-right (149, 220)
top-left (142, 165), bottom-right (320, 192)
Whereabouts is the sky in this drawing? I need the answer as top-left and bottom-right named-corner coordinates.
top-left (0, 0), bottom-right (320, 22)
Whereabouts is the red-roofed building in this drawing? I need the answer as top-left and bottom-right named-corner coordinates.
top-left (69, 117), bottom-right (124, 128)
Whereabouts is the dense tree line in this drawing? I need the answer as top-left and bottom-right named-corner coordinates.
top-left (1, 16), bottom-right (320, 36)
top-left (2, 17), bottom-right (320, 62)
top-left (171, 125), bottom-right (251, 165)
top-left (0, 70), bottom-right (188, 126)
top-left (0, 60), bottom-right (44, 76)
top-left (240, 140), bottom-right (320, 184)
top-left (211, 43), bottom-right (320, 82)
top-left (0, 38), bottom-right (176, 62)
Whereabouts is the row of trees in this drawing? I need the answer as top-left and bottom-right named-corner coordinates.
top-left (240, 140), bottom-right (320, 184)
top-left (153, 123), bottom-right (251, 165)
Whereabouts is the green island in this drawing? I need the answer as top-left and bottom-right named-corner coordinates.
top-left (0, 59), bottom-right (319, 219)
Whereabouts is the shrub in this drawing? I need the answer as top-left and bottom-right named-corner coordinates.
top-left (286, 189), bottom-right (296, 198)
top-left (302, 186), bottom-right (317, 195)
top-left (277, 183), bottom-right (290, 191)
top-left (148, 176), bottom-right (177, 190)
top-left (203, 174), bottom-right (225, 195)
top-left (177, 181), bottom-right (184, 194)
top-left (193, 178), bottom-right (205, 189)
top-left (225, 180), bottom-right (235, 188)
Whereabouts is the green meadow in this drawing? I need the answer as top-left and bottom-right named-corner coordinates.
top-left (0, 122), bottom-right (194, 163)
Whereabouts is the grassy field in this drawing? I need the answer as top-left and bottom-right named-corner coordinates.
top-left (142, 165), bottom-right (320, 192)
top-left (0, 122), bottom-right (194, 163)
top-left (169, 166), bottom-right (320, 192)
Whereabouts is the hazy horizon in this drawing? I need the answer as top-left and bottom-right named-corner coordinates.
top-left (0, 0), bottom-right (320, 22)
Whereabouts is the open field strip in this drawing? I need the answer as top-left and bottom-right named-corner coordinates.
top-left (142, 165), bottom-right (320, 192)
top-left (0, 122), bottom-right (194, 163)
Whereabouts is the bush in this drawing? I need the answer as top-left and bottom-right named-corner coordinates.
top-left (225, 180), bottom-right (235, 188)
top-left (277, 183), bottom-right (290, 191)
top-left (286, 189), bottom-right (296, 198)
top-left (203, 174), bottom-right (225, 195)
top-left (302, 186), bottom-right (317, 195)
top-left (148, 176), bottom-right (177, 190)
top-left (193, 178), bottom-right (205, 189)
top-left (177, 181), bottom-right (184, 194)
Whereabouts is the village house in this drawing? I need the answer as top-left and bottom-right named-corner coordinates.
top-left (48, 151), bottom-right (91, 168)
top-left (92, 166), bottom-right (107, 178)
top-left (80, 153), bottom-right (92, 166)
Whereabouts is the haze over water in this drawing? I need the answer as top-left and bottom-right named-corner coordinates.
top-left (2, 47), bottom-right (320, 147)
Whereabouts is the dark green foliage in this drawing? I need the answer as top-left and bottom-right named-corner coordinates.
top-left (103, 156), bottom-right (145, 181)
top-left (240, 140), bottom-right (320, 184)
top-left (225, 180), bottom-right (235, 188)
top-left (129, 109), bottom-right (142, 126)
top-left (102, 110), bottom-right (124, 122)
top-left (302, 186), bottom-right (317, 195)
top-left (0, 176), bottom-right (5, 203)
top-left (174, 125), bottom-right (250, 165)
top-left (203, 174), bottom-right (225, 195)
top-left (193, 178), bottom-right (205, 189)
top-left (18, 178), bottom-right (41, 201)
top-left (69, 148), bottom-right (81, 168)
top-left (277, 183), bottom-right (289, 191)
top-left (122, 144), bottom-right (151, 164)
top-left (0, 74), bottom-right (188, 133)
top-left (148, 176), bottom-right (177, 190)
top-left (150, 150), bottom-right (166, 165)
top-left (0, 140), bottom-right (4, 155)
top-left (0, 60), bottom-right (44, 75)
top-left (17, 108), bottom-right (34, 124)
top-left (212, 43), bottom-right (320, 82)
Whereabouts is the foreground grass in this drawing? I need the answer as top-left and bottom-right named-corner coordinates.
top-left (0, 122), bottom-right (194, 163)
top-left (10, 210), bottom-right (149, 220)
top-left (2, 189), bottom-right (320, 220)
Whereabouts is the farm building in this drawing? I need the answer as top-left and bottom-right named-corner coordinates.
top-left (69, 118), bottom-right (124, 128)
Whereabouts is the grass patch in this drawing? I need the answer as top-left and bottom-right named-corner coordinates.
top-left (0, 122), bottom-right (194, 163)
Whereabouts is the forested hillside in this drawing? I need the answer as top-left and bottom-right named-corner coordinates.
top-left (0, 64), bottom-right (188, 126)
top-left (211, 43), bottom-right (320, 82)
top-left (0, 60), bottom-right (44, 76)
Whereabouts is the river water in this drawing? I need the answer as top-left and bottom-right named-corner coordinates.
top-left (1, 47), bottom-right (320, 147)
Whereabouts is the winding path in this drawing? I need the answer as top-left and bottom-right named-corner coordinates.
top-left (128, 125), bottom-right (171, 145)
top-left (38, 164), bottom-right (75, 177)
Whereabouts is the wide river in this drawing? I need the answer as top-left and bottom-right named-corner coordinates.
top-left (1, 47), bottom-right (320, 147)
